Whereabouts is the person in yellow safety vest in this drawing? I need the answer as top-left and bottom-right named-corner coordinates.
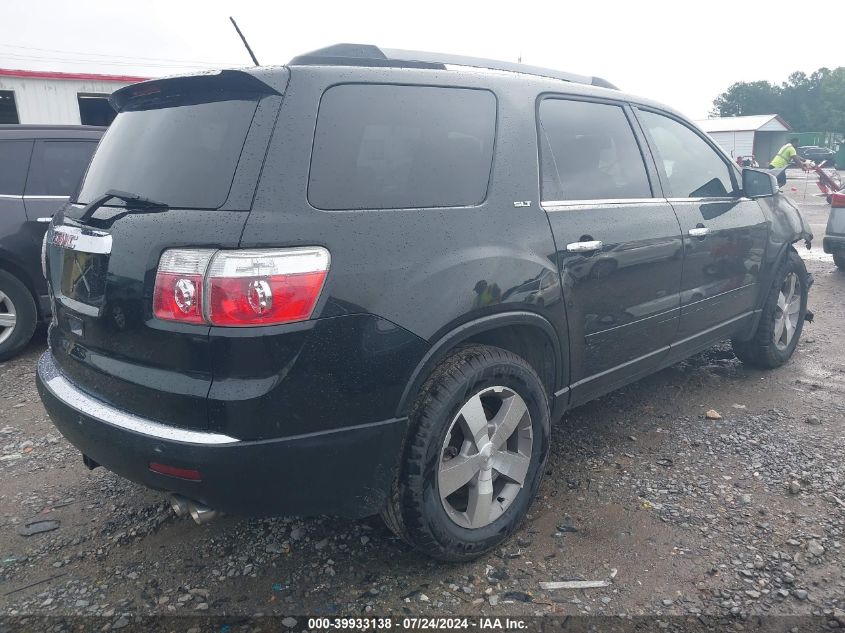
top-left (768, 137), bottom-right (810, 187)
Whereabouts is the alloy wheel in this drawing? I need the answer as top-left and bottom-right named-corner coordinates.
top-left (0, 290), bottom-right (17, 346)
top-left (773, 272), bottom-right (801, 351)
top-left (438, 386), bottom-right (533, 529)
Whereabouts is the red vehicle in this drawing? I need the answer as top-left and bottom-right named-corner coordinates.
top-left (808, 160), bottom-right (843, 203)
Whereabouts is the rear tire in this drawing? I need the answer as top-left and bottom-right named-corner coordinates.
top-left (382, 344), bottom-right (549, 561)
top-left (834, 253), bottom-right (845, 271)
top-left (0, 270), bottom-right (37, 362)
top-left (732, 248), bottom-right (808, 369)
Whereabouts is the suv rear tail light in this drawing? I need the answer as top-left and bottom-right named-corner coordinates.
top-left (153, 247), bottom-right (330, 326)
top-left (153, 249), bottom-right (215, 324)
top-left (207, 249), bottom-right (329, 326)
top-left (832, 192), bottom-right (845, 208)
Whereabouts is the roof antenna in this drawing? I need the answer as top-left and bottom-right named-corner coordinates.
top-left (229, 16), bottom-right (260, 66)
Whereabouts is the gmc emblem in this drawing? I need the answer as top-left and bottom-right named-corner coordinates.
top-left (51, 231), bottom-right (78, 249)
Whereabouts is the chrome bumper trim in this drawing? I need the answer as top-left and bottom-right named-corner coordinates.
top-left (37, 352), bottom-right (237, 445)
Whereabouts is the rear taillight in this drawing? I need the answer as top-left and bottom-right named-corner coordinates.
top-left (153, 247), bottom-right (330, 327)
top-left (832, 193), bottom-right (845, 208)
top-left (153, 249), bottom-right (215, 324)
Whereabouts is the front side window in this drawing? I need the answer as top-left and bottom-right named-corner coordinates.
top-left (538, 98), bottom-right (652, 202)
top-left (308, 84), bottom-right (496, 210)
top-left (638, 110), bottom-right (736, 198)
top-left (26, 141), bottom-right (97, 196)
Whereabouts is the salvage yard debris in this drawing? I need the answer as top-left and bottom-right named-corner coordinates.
top-left (540, 579), bottom-right (610, 590)
top-left (16, 519), bottom-right (60, 537)
top-left (539, 569), bottom-right (617, 590)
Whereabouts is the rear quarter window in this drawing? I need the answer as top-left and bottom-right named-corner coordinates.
top-left (0, 140), bottom-right (33, 196)
top-left (26, 140), bottom-right (98, 196)
top-left (308, 84), bottom-right (497, 210)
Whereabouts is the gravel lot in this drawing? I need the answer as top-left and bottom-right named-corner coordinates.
top-left (0, 192), bottom-right (843, 627)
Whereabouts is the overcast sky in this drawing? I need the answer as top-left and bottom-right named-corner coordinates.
top-left (3, 0), bottom-right (838, 120)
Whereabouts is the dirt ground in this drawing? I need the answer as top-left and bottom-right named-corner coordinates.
top-left (0, 187), bottom-right (843, 627)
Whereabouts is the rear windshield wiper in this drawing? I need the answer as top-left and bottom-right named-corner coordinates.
top-left (78, 189), bottom-right (169, 224)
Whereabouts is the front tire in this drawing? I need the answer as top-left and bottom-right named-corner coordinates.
top-left (382, 345), bottom-right (549, 561)
top-left (732, 248), bottom-right (808, 368)
top-left (0, 270), bottom-right (37, 362)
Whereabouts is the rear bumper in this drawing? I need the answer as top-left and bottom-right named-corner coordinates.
top-left (37, 351), bottom-right (407, 518)
top-left (823, 235), bottom-right (845, 254)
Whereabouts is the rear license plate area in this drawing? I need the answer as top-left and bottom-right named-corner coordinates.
top-left (48, 225), bottom-right (113, 317)
top-left (59, 249), bottom-right (108, 309)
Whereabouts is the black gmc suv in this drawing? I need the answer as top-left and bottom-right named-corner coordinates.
top-left (0, 125), bottom-right (103, 360)
top-left (37, 45), bottom-right (813, 561)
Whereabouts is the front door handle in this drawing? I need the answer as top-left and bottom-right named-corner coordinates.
top-left (566, 240), bottom-right (603, 253)
top-left (36, 216), bottom-right (53, 223)
top-left (689, 227), bottom-right (710, 238)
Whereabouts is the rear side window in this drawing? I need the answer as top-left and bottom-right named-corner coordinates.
top-left (26, 140), bottom-right (97, 196)
top-left (0, 140), bottom-right (32, 195)
top-left (538, 99), bottom-right (651, 202)
top-left (309, 84), bottom-right (496, 210)
top-left (637, 110), bottom-right (735, 198)
top-left (76, 93), bottom-right (260, 209)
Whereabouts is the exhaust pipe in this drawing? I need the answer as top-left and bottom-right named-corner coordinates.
top-left (169, 494), bottom-right (218, 524)
top-left (169, 494), bottom-right (190, 518)
top-left (189, 502), bottom-right (218, 525)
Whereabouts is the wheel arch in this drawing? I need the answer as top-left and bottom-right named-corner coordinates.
top-left (0, 252), bottom-right (42, 318)
top-left (396, 311), bottom-right (566, 420)
top-left (739, 240), bottom-right (807, 342)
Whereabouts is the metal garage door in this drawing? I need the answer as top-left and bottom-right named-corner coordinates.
top-left (707, 131), bottom-right (754, 160)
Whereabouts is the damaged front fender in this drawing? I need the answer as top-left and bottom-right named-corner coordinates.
top-left (766, 192), bottom-right (814, 249)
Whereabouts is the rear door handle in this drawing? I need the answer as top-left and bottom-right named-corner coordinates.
top-left (689, 227), bottom-right (710, 237)
top-left (36, 216), bottom-right (53, 223)
top-left (566, 240), bottom-right (603, 253)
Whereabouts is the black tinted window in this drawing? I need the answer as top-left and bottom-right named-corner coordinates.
top-left (26, 141), bottom-right (97, 196)
top-left (76, 94), bottom-right (260, 209)
top-left (638, 110), bottom-right (735, 198)
top-left (0, 91), bottom-right (18, 124)
top-left (539, 99), bottom-right (651, 201)
top-left (309, 85), bottom-right (496, 210)
top-left (78, 94), bottom-right (116, 126)
top-left (0, 140), bottom-right (32, 195)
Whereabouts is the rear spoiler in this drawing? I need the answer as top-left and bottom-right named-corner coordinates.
top-left (110, 68), bottom-right (287, 112)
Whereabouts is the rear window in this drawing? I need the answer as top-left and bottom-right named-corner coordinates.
top-left (75, 93), bottom-right (260, 209)
top-left (308, 84), bottom-right (496, 210)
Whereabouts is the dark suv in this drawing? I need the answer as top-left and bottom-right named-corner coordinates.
top-left (797, 145), bottom-right (838, 167)
top-left (0, 125), bottom-right (103, 360)
top-left (36, 46), bottom-right (813, 561)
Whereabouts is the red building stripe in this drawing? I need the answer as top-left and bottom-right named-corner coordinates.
top-left (0, 68), bottom-right (148, 83)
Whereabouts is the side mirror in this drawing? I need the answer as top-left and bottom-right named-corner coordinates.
top-left (743, 168), bottom-right (778, 198)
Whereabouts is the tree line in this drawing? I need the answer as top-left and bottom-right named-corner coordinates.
top-left (711, 67), bottom-right (845, 134)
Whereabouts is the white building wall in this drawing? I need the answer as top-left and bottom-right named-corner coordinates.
top-left (708, 131), bottom-right (755, 158)
top-left (0, 76), bottom-right (132, 124)
top-left (758, 118), bottom-right (789, 132)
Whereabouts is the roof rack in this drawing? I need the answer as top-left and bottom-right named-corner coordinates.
top-left (288, 44), bottom-right (618, 90)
